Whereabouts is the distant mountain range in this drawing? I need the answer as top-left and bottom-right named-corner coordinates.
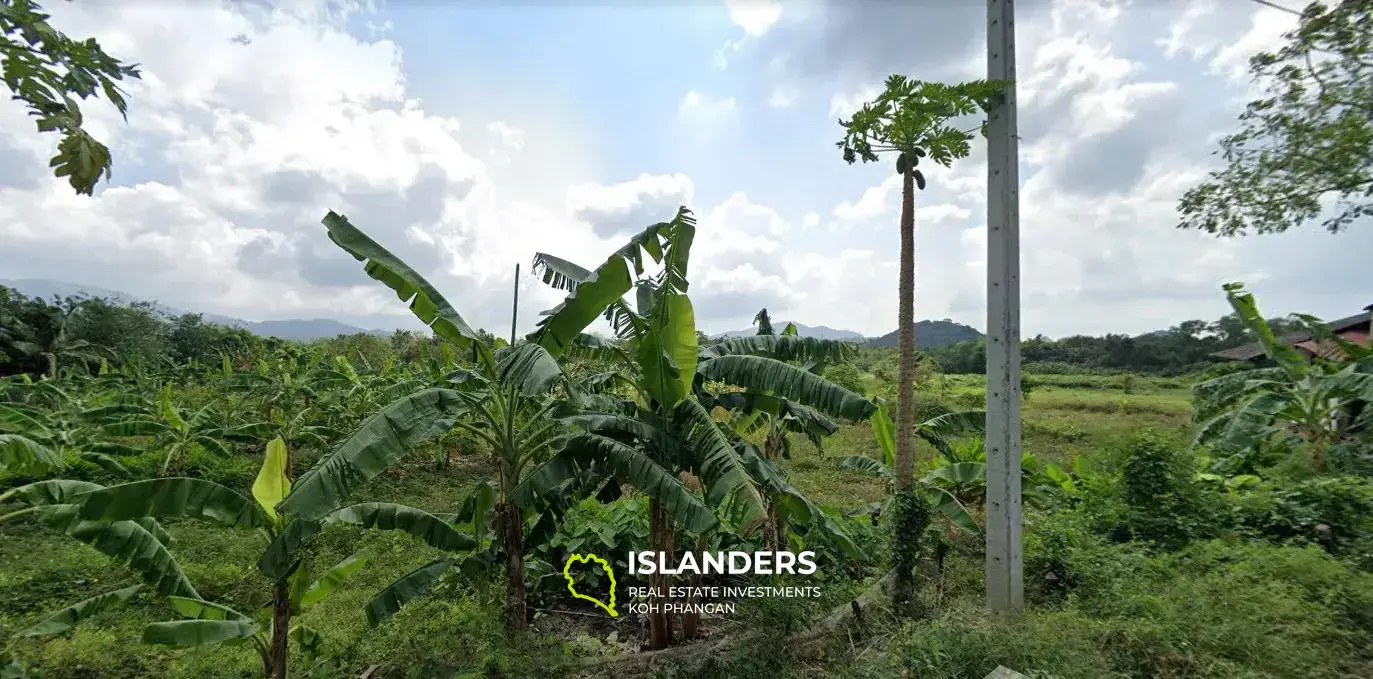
top-left (1, 278), bottom-right (389, 341)
top-left (717, 322), bottom-right (866, 341)
top-left (865, 319), bottom-right (984, 348)
top-left (719, 319), bottom-right (984, 346)
top-left (3, 278), bottom-right (988, 346)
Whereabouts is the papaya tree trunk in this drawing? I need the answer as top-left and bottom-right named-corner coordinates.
top-left (269, 580), bottom-right (291, 679)
top-left (648, 499), bottom-right (676, 650)
top-left (499, 500), bottom-right (527, 633)
top-left (892, 166), bottom-right (919, 613)
top-left (45, 352), bottom-right (58, 380)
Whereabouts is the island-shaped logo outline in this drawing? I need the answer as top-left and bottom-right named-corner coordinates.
top-left (564, 553), bottom-right (618, 617)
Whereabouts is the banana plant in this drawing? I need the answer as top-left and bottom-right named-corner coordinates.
top-left (1, 436), bottom-right (475, 679)
top-left (0, 384), bottom-right (145, 476)
top-left (221, 407), bottom-right (338, 461)
top-left (316, 210), bottom-right (710, 636)
top-left (238, 353), bottom-right (324, 423)
top-left (918, 436), bottom-right (1074, 510)
top-left (523, 206), bottom-right (877, 648)
top-left (1192, 283), bottom-right (1373, 472)
top-left (835, 400), bottom-right (983, 535)
top-left (700, 322), bottom-right (862, 550)
top-left (100, 384), bottom-right (237, 475)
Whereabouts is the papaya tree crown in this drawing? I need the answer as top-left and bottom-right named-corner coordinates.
top-left (835, 74), bottom-right (1007, 181)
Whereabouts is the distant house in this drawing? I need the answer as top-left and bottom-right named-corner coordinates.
top-left (1211, 305), bottom-right (1373, 362)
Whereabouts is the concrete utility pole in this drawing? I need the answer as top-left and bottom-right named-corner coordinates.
top-left (511, 263), bottom-right (520, 345)
top-left (985, 0), bottom-right (1024, 614)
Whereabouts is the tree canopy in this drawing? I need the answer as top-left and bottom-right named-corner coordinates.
top-left (1178, 0), bottom-right (1373, 236)
top-left (0, 0), bottom-right (141, 195)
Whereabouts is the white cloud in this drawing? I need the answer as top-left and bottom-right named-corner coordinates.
top-left (725, 0), bottom-right (783, 37)
top-left (1158, 0), bottom-right (1299, 83)
top-left (486, 121), bottom-right (526, 152)
top-left (3, 0), bottom-right (1366, 342)
top-left (565, 173), bottom-right (694, 239)
top-left (828, 84), bottom-right (881, 120)
top-left (678, 90), bottom-right (738, 125)
top-left (715, 39), bottom-right (741, 69)
top-left (767, 85), bottom-right (799, 108)
top-left (832, 175), bottom-right (900, 223)
top-left (0, 0), bottom-right (576, 332)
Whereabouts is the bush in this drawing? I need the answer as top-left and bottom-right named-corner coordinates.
top-left (870, 540), bottom-right (1373, 679)
top-left (1117, 432), bottom-right (1214, 549)
top-left (822, 362), bottom-right (866, 395)
top-left (1223, 476), bottom-right (1373, 559)
top-left (911, 394), bottom-right (951, 423)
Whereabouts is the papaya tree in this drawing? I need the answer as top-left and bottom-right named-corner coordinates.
top-left (836, 74), bottom-right (1002, 612)
top-left (524, 207), bottom-right (877, 648)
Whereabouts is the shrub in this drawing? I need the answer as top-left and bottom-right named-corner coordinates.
top-left (1118, 433), bottom-right (1214, 549)
top-left (822, 362), bottom-right (865, 395)
top-left (1224, 476), bottom-right (1373, 558)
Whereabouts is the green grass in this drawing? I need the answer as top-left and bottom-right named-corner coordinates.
top-left (4, 367), bottom-right (1371, 679)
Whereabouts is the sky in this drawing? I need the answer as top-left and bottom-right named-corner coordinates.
top-left (1, 0), bottom-right (1369, 339)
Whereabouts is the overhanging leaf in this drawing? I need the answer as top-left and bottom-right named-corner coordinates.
top-left (326, 503), bottom-right (476, 552)
top-left (299, 550), bottom-right (370, 609)
top-left (321, 211), bottom-right (483, 353)
top-left (74, 478), bottom-right (270, 529)
top-left (252, 437), bottom-right (292, 522)
top-left (279, 388), bottom-right (467, 522)
top-left (696, 355), bottom-right (876, 421)
top-left (18, 585), bottom-right (142, 638)
top-left (365, 557), bottom-right (457, 626)
top-left (143, 619), bottom-right (258, 648)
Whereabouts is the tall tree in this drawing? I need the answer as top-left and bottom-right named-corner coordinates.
top-left (1178, 0), bottom-right (1372, 236)
top-left (1, 0), bottom-right (141, 195)
top-left (836, 75), bottom-right (1001, 614)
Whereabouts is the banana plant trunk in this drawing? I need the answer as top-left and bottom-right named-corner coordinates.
top-left (499, 500), bottom-right (527, 633)
top-left (648, 498), bottom-right (676, 649)
top-left (268, 580), bottom-right (291, 679)
top-left (762, 431), bottom-right (785, 552)
top-left (892, 166), bottom-right (919, 613)
top-left (681, 535), bottom-right (707, 640)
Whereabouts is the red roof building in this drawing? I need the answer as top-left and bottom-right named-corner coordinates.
top-left (1211, 305), bottom-right (1373, 362)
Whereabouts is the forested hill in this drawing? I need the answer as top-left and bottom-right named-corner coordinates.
top-left (866, 319), bottom-right (983, 348)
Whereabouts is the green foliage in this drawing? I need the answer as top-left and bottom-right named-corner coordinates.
top-left (1118, 432), bottom-right (1212, 549)
top-left (1223, 475), bottom-right (1373, 560)
top-left (0, 0), bottom-right (142, 195)
top-left (819, 362), bottom-right (863, 395)
top-left (888, 484), bottom-right (931, 613)
top-left (835, 74), bottom-right (1003, 171)
top-left (1191, 283), bottom-right (1373, 473)
top-left (3, 224), bottom-right (1372, 678)
top-left (1178, 0), bottom-right (1373, 236)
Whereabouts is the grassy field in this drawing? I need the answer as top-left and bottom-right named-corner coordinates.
top-left (2, 360), bottom-right (1371, 679)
